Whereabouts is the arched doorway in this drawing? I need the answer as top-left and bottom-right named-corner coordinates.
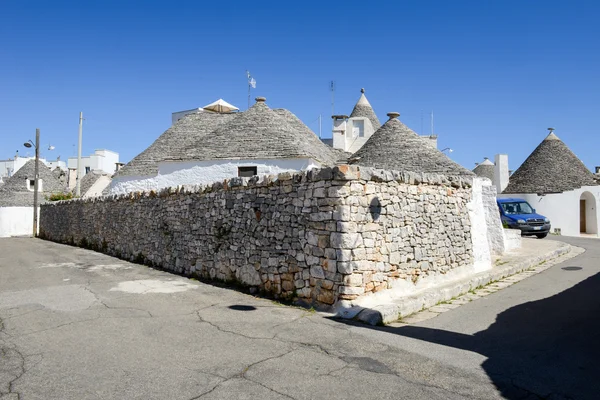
top-left (579, 191), bottom-right (598, 234)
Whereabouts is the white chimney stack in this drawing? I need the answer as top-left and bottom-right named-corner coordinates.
top-left (494, 154), bottom-right (509, 194)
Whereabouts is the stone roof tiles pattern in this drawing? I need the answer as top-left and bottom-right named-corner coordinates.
top-left (0, 160), bottom-right (65, 207)
top-left (351, 115), bottom-right (473, 176)
top-left (115, 111), bottom-right (235, 177)
top-left (180, 101), bottom-right (339, 165)
top-left (503, 132), bottom-right (598, 194)
top-left (473, 160), bottom-right (495, 181)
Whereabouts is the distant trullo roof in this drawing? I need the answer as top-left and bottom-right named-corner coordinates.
top-left (349, 88), bottom-right (381, 129)
top-left (473, 158), bottom-right (495, 181)
top-left (503, 131), bottom-right (598, 194)
top-left (180, 98), bottom-right (339, 165)
top-left (351, 112), bottom-right (473, 176)
top-left (115, 111), bottom-right (235, 177)
top-left (0, 160), bottom-right (65, 207)
top-left (76, 170), bottom-right (112, 197)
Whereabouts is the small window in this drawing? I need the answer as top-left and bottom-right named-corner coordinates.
top-left (238, 166), bottom-right (257, 177)
top-left (27, 179), bottom-right (42, 192)
top-left (85, 166), bottom-right (91, 174)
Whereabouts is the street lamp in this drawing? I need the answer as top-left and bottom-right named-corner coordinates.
top-left (23, 129), bottom-right (40, 237)
top-left (441, 147), bottom-right (454, 154)
top-left (23, 131), bottom-right (55, 237)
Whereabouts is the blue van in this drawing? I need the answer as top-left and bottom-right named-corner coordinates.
top-left (497, 198), bottom-right (551, 238)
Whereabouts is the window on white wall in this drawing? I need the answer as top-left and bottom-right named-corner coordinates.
top-left (26, 179), bottom-right (42, 192)
top-left (353, 120), bottom-right (365, 137)
top-left (238, 166), bottom-right (257, 177)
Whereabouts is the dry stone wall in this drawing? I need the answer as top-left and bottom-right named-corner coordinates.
top-left (40, 166), bottom-right (474, 307)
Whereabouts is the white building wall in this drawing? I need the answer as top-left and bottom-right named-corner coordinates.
top-left (498, 185), bottom-right (600, 237)
top-left (67, 149), bottom-right (119, 175)
top-left (0, 207), bottom-right (38, 237)
top-left (109, 158), bottom-right (320, 195)
top-left (331, 117), bottom-right (375, 153)
top-left (46, 160), bottom-right (67, 171)
top-left (468, 177), bottom-right (493, 272)
top-left (0, 157), bottom-right (47, 178)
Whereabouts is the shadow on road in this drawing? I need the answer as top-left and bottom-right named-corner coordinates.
top-left (344, 271), bottom-right (600, 399)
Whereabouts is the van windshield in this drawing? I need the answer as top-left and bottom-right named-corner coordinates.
top-left (501, 201), bottom-right (534, 215)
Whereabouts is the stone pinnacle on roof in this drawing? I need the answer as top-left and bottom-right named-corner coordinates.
top-left (473, 157), bottom-right (495, 180)
top-left (350, 112), bottom-right (473, 176)
top-left (349, 88), bottom-right (381, 129)
top-left (503, 130), bottom-right (598, 194)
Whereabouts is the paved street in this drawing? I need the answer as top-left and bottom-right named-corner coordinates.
top-left (0, 237), bottom-right (598, 399)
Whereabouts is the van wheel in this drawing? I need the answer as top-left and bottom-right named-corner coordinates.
top-left (536, 233), bottom-right (548, 239)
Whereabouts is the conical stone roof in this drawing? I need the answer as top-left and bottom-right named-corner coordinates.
top-left (351, 113), bottom-right (473, 176)
top-left (0, 160), bottom-right (65, 207)
top-left (349, 89), bottom-right (381, 129)
top-left (115, 111), bottom-right (235, 177)
top-left (180, 98), bottom-right (339, 165)
top-left (473, 158), bottom-right (495, 181)
top-left (503, 132), bottom-right (598, 194)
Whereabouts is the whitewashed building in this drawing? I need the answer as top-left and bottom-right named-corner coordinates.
top-left (498, 130), bottom-right (600, 237)
top-left (325, 89), bottom-right (438, 153)
top-left (67, 149), bottom-right (120, 176)
top-left (109, 97), bottom-right (341, 195)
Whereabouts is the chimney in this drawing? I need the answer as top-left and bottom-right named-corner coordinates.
top-left (494, 154), bottom-right (509, 194)
top-left (332, 115), bottom-right (349, 151)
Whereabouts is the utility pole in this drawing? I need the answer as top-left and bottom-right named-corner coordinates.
top-left (75, 112), bottom-right (83, 197)
top-left (318, 114), bottom-right (322, 138)
top-left (32, 128), bottom-right (40, 237)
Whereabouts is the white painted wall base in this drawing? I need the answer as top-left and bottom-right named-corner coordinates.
top-left (468, 177), bottom-right (493, 273)
top-left (109, 158), bottom-right (320, 195)
top-left (503, 229), bottom-right (522, 251)
top-left (0, 207), bottom-right (38, 237)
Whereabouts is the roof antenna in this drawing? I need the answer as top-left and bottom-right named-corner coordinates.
top-left (330, 81), bottom-right (335, 127)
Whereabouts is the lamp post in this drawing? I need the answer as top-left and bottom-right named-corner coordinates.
top-left (441, 147), bottom-right (454, 154)
top-left (23, 129), bottom-right (40, 237)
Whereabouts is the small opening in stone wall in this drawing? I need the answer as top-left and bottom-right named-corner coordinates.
top-left (253, 206), bottom-right (261, 221)
top-left (238, 166), bottom-right (257, 177)
top-left (369, 197), bottom-right (382, 221)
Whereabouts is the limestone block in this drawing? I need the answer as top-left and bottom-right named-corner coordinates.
top-left (330, 232), bottom-right (363, 249)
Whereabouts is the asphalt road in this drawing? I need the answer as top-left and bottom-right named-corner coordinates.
top-left (0, 236), bottom-right (597, 399)
top-left (348, 235), bottom-right (600, 400)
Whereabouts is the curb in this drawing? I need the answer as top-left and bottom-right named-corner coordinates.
top-left (352, 242), bottom-right (574, 325)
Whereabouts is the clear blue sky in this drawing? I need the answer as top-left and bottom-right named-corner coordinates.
top-left (2, 0), bottom-right (599, 172)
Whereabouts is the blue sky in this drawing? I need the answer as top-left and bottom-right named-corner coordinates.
top-left (1, 0), bottom-right (599, 172)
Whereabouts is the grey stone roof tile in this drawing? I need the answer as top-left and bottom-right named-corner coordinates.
top-left (115, 111), bottom-right (235, 177)
top-left (0, 160), bottom-right (65, 207)
top-left (503, 132), bottom-right (598, 194)
top-left (351, 113), bottom-right (473, 176)
top-left (179, 100), bottom-right (340, 165)
top-left (473, 159), bottom-right (494, 181)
